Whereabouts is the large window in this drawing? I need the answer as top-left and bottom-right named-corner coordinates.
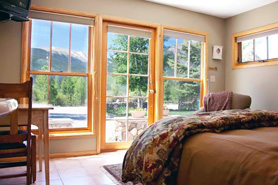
top-left (232, 23), bottom-right (278, 69)
top-left (163, 29), bottom-right (205, 117)
top-left (29, 18), bottom-right (93, 130)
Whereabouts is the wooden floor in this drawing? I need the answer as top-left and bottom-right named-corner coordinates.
top-left (0, 150), bottom-right (126, 185)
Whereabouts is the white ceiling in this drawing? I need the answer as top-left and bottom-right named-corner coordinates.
top-left (146, 0), bottom-right (277, 18)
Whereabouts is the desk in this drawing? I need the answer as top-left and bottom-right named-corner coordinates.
top-left (18, 105), bottom-right (53, 185)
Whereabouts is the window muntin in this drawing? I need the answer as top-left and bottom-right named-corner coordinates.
top-left (30, 19), bottom-right (92, 130)
top-left (163, 31), bottom-right (203, 118)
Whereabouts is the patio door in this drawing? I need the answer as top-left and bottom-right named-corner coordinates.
top-left (101, 22), bottom-right (155, 151)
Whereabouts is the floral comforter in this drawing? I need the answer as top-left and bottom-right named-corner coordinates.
top-left (122, 109), bottom-right (278, 185)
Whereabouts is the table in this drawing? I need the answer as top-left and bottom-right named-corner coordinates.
top-left (18, 105), bottom-right (53, 185)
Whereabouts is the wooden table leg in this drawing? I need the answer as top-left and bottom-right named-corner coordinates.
top-left (43, 110), bottom-right (50, 185)
top-left (38, 128), bottom-right (43, 172)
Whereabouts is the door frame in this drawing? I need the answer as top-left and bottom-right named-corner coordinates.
top-left (100, 21), bottom-right (156, 151)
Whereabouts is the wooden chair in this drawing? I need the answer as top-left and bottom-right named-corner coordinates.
top-left (0, 78), bottom-right (36, 185)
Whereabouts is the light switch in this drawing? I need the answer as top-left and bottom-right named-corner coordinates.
top-left (210, 75), bottom-right (216, 83)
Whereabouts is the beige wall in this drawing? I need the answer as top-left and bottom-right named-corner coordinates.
top-left (0, 0), bottom-right (226, 154)
top-left (0, 21), bottom-right (22, 83)
top-left (224, 2), bottom-right (278, 111)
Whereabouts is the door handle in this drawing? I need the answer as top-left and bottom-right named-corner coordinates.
top-left (149, 90), bottom-right (154, 94)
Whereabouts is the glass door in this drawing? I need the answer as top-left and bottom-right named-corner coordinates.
top-left (101, 23), bottom-right (155, 151)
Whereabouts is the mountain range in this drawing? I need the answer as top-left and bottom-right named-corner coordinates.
top-left (31, 47), bottom-right (87, 73)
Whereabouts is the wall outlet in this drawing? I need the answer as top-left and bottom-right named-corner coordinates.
top-left (210, 75), bottom-right (216, 83)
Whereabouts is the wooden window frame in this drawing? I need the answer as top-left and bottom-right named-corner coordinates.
top-left (21, 6), bottom-right (97, 134)
top-left (232, 23), bottom-right (278, 69)
top-left (161, 26), bottom-right (208, 111)
top-left (100, 21), bottom-right (156, 151)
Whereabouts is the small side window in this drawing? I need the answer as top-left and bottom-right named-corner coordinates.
top-left (232, 23), bottom-right (278, 69)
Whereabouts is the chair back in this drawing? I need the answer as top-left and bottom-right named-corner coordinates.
top-left (0, 78), bottom-right (32, 142)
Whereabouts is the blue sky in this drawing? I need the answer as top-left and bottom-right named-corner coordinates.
top-left (31, 19), bottom-right (88, 54)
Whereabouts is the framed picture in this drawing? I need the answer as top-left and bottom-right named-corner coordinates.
top-left (213, 45), bottom-right (223, 60)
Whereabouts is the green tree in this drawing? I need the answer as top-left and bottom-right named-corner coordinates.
top-left (33, 65), bottom-right (48, 103)
top-left (33, 75), bottom-right (48, 103)
top-left (72, 77), bottom-right (86, 106)
top-left (61, 76), bottom-right (75, 106)
top-left (49, 77), bottom-right (58, 105)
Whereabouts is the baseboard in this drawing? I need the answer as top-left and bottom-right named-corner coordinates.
top-left (0, 150), bottom-right (99, 162)
top-left (49, 150), bottom-right (98, 158)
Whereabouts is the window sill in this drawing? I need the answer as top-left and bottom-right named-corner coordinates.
top-left (232, 59), bottom-right (278, 69)
top-left (49, 132), bottom-right (95, 139)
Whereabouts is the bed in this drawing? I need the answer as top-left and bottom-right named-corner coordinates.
top-left (122, 109), bottom-right (278, 185)
top-left (177, 127), bottom-right (278, 185)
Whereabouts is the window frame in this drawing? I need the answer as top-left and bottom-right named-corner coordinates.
top-left (232, 23), bottom-right (278, 69)
top-left (21, 12), bottom-right (96, 134)
top-left (161, 26), bottom-right (208, 111)
top-left (100, 21), bottom-right (156, 151)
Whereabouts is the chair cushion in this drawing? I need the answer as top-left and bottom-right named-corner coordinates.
top-left (0, 130), bottom-right (27, 135)
top-left (0, 142), bottom-right (26, 150)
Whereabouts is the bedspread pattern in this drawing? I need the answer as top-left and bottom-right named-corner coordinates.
top-left (122, 109), bottom-right (278, 185)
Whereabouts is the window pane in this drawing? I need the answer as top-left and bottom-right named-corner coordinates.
top-left (130, 36), bottom-right (149, 53)
top-left (268, 34), bottom-right (278, 59)
top-left (51, 22), bottom-right (70, 72)
top-left (129, 76), bottom-right (148, 97)
top-left (107, 33), bottom-right (128, 51)
top-left (163, 80), bottom-right (200, 118)
top-left (163, 36), bottom-right (175, 77)
top-left (106, 98), bottom-right (127, 118)
top-left (242, 40), bottom-right (254, 62)
top-left (71, 24), bottom-right (88, 73)
top-left (30, 20), bottom-right (51, 71)
top-left (31, 74), bottom-right (48, 104)
top-left (177, 38), bottom-right (188, 78)
top-left (49, 76), bottom-right (88, 128)
top-left (255, 37), bottom-right (267, 60)
top-left (129, 54), bottom-right (148, 75)
top-left (106, 75), bottom-right (127, 96)
top-left (106, 120), bottom-right (127, 142)
top-left (190, 40), bottom-right (202, 79)
top-left (128, 120), bottom-right (148, 141)
top-left (107, 52), bottom-right (127, 73)
top-left (129, 98), bottom-right (148, 118)
top-left (32, 75), bottom-right (88, 129)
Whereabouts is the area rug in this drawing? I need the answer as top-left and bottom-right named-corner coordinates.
top-left (102, 163), bottom-right (142, 185)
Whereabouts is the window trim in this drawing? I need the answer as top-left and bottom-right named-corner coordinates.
top-left (21, 9), bottom-right (96, 134)
top-left (232, 23), bottom-right (278, 69)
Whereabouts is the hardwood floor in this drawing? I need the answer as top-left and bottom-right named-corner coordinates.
top-left (0, 150), bottom-right (126, 185)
